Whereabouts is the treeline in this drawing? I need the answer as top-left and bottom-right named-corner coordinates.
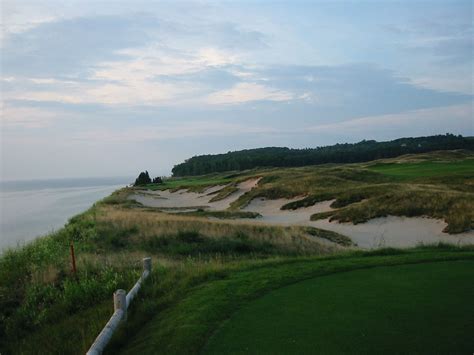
top-left (172, 134), bottom-right (474, 176)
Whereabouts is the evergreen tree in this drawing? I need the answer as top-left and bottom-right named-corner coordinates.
top-left (134, 171), bottom-right (152, 186)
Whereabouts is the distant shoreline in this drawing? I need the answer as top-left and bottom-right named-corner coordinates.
top-left (0, 176), bottom-right (132, 191)
top-left (0, 178), bottom-right (130, 251)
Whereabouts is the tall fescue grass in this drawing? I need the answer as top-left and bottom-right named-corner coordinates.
top-left (97, 206), bottom-right (334, 256)
top-left (0, 193), bottom-right (334, 354)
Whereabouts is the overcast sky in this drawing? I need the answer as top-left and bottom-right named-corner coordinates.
top-left (1, 0), bottom-right (473, 180)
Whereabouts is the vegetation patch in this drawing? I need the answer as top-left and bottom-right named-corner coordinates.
top-left (140, 230), bottom-right (278, 257)
top-left (209, 184), bottom-right (239, 202)
top-left (304, 226), bottom-right (355, 246)
top-left (136, 176), bottom-right (233, 192)
top-left (176, 210), bottom-right (261, 220)
top-left (367, 159), bottom-right (474, 179)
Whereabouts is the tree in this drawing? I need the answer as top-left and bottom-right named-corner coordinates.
top-left (171, 134), bottom-right (473, 176)
top-left (134, 171), bottom-right (151, 186)
top-left (152, 176), bottom-right (163, 184)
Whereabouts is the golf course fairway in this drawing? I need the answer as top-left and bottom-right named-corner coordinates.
top-left (204, 260), bottom-right (474, 354)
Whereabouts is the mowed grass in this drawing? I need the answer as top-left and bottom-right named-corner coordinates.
top-left (114, 252), bottom-right (474, 354)
top-left (367, 159), bottom-right (474, 179)
top-left (204, 260), bottom-right (474, 355)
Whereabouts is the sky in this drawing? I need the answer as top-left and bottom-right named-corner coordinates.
top-left (1, 0), bottom-right (473, 180)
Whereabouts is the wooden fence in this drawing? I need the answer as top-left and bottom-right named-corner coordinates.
top-left (86, 257), bottom-right (152, 355)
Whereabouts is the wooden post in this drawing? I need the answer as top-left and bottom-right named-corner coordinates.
top-left (70, 241), bottom-right (77, 277)
top-left (143, 257), bottom-right (152, 273)
top-left (114, 289), bottom-right (127, 322)
top-left (87, 259), bottom-right (152, 354)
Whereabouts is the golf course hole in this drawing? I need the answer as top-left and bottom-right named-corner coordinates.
top-left (204, 260), bottom-right (474, 354)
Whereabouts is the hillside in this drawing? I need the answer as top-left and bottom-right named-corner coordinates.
top-left (1, 150), bottom-right (473, 354)
top-left (172, 134), bottom-right (474, 176)
top-left (146, 150), bottom-right (474, 235)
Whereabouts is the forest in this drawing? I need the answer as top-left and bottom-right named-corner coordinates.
top-left (172, 134), bottom-right (474, 176)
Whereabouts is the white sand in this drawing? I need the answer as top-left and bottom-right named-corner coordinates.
top-left (243, 197), bottom-right (335, 224)
top-left (130, 183), bottom-right (474, 249)
top-left (129, 178), bottom-right (261, 211)
top-left (310, 216), bottom-right (474, 249)
top-left (243, 198), bottom-right (474, 248)
top-left (209, 178), bottom-right (262, 210)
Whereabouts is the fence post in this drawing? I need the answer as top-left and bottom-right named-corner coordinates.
top-left (87, 258), bottom-right (152, 355)
top-left (143, 257), bottom-right (152, 273)
top-left (114, 289), bottom-right (127, 322)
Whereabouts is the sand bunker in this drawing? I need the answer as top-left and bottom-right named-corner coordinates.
top-left (243, 198), bottom-right (474, 248)
top-left (130, 178), bottom-right (260, 211)
top-left (310, 216), bottom-right (474, 249)
top-left (130, 182), bottom-right (474, 249)
top-left (243, 198), bottom-right (335, 224)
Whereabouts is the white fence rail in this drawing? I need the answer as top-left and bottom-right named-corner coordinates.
top-left (86, 257), bottom-right (152, 355)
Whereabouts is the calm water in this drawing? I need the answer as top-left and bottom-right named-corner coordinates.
top-left (0, 177), bottom-right (131, 252)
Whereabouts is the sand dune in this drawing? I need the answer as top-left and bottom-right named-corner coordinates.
top-left (243, 198), bottom-right (335, 224)
top-left (130, 178), bottom-right (260, 211)
top-left (310, 217), bottom-right (474, 249)
top-left (131, 182), bottom-right (474, 249)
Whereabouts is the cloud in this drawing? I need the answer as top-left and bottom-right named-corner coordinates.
top-left (2, 1), bottom-right (473, 181)
top-left (1, 104), bottom-right (59, 128)
top-left (0, 0), bottom-right (57, 41)
top-left (2, 15), bottom-right (155, 77)
top-left (408, 76), bottom-right (473, 96)
top-left (306, 103), bottom-right (474, 138)
top-left (206, 82), bottom-right (294, 105)
top-left (72, 121), bottom-right (277, 143)
top-left (407, 36), bottom-right (473, 65)
top-left (53, 102), bottom-right (474, 145)
top-left (5, 81), bottom-right (201, 106)
top-left (93, 45), bottom-right (239, 81)
top-left (3, 63), bottom-right (470, 120)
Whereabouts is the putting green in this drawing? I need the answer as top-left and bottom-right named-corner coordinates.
top-left (204, 260), bottom-right (474, 354)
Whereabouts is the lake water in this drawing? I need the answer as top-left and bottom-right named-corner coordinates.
top-left (0, 177), bottom-right (131, 252)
